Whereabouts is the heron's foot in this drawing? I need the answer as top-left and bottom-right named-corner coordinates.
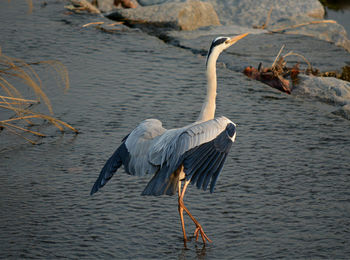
top-left (193, 224), bottom-right (212, 244)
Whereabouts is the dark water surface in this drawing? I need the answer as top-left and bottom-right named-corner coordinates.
top-left (1, 1), bottom-right (350, 259)
top-left (323, 1), bottom-right (350, 35)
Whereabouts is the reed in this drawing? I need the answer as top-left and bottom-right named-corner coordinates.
top-left (0, 49), bottom-right (78, 145)
top-left (25, 0), bottom-right (33, 13)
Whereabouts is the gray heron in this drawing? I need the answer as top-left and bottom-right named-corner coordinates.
top-left (90, 33), bottom-right (248, 245)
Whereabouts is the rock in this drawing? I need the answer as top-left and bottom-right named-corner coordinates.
top-left (295, 75), bottom-right (350, 104)
top-left (167, 24), bottom-right (266, 41)
top-left (165, 0), bottom-right (349, 52)
top-left (93, 0), bottom-right (138, 12)
top-left (93, 0), bottom-right (114, 12)
top-left (204, 0), bottom-right (325, 26)
top-left (115, 0), bottom-right (138, 8)
top-left (202, 0), bottom-right (349, 52)
top-left (104, 0), bottom-right (349, 52)
top-left (268, 16), bottom-right (350, 52)
top-left (107, 0), bottom-right (221, 31)
top-left (294, 75), bottom-right (350, 119)
top-left (137, 0), bottom-right (170, 6)
top-left (138, 0), bottom-right (325, 24)
top-left (333, 104), bottom-right (350, 120)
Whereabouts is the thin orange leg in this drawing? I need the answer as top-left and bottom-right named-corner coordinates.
top-left (178, 179), bottom-right (212, 244)
top-left (178, 180), bottom-right (187, 246)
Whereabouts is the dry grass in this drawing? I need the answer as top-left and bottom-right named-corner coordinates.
top-left (0, 49), bottom-right (78, 145)
top-left (25, 0), bottom-right (33, 13)
top-left (65, 0), bottom-right (101, 14)
top-left (270, 20), bottom-right (337, 33)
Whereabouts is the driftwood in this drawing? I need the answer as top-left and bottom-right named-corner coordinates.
top-left (269, 20), bottom-right (337, 33)
top-left (243, 63), bottom-right (298, 94)
top-left (243, 44), bottom-right (350, 94)
top-left (66, 0), bottom-right (137, 14)
top-left (67, 0), bottom-right (101, 14)
top-left (253, 7), bottom-right (273, 29)
top-left (243, 45), bottom-right (301, 94)
top-left (82, 21), bottom-right (126, 33)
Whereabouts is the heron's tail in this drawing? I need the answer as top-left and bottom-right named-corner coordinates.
top-left (141, 164), bottom-right (181, 196)
top-left (90, 143), bottom-right (128, 195)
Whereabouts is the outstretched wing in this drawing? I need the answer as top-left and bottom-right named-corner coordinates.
top-left (142, 116), bottom-right (236, 196)
top-left (90, 119), bottom-right (166, 195)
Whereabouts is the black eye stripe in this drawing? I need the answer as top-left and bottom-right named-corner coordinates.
top-left (206, 37), bottom-right (229, 66)
top-left (212, 37), bottom-right (228, 47)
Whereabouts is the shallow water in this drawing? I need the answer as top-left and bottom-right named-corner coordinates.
top-left (1, 1), bottom-right (350, 259)
top-left (324, 1), bottom-right (350, 35)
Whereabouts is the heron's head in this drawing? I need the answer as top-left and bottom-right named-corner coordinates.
top-left (206, 33), bottom-right (249, 65)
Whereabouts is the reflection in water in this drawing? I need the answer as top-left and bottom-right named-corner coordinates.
top-left (194, 244), bottom-right (207, 259)
top-left (178, 243), bottom-right (207, 260)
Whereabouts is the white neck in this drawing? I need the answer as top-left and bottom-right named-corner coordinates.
top-left (197, 50), bottom-right (220, 122)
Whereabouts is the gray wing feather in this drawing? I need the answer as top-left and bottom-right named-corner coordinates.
top-left (92, 116), bottom-right (235, 196)
top-left (90, 119), bottom-right (166, 195)
top-left (125, 119), bottom-right (166, 176)
top-left (143, 116), bottom-right (236, 195)
top-left (149, 116), bottom-right (233, 167)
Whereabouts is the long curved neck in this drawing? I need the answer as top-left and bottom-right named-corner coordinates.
top-left (197, 50), bottom-right (220, 122)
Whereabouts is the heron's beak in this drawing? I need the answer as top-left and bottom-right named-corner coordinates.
top-left (227, 33), bottom-right (249, 45)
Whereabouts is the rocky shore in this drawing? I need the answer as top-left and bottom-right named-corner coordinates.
top-left (88, 0), bottom-right (350, 51)
top-left (70, 0), bottom-right (350, 119)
